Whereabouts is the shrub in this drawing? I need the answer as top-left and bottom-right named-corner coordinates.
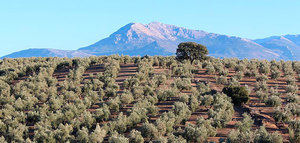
top-left (244, 69), bottom-right (258, 78)
top-left (196, 82), bottom-right (211, 94)
top-left (254, 126), bottom-right (283, 143)
top-left (140, 122), bottom-right (159, 139)
top-left (258, 62), bottom-right (270, 75)
top-left (173, 102), bottom-right (192, 124)
top-left (234, 64), bottom-right (246, 72)
top-left (273, 108), bottom-right (290, 123)
top-left (90, 124), bottom-right (106, 143)
top-left (228, 77), bottom-right (240, 87)
top-left (265, 96), bottom-right (282, 107)
top-left (183, 123), bottom-right (210, 142)
top-left (189, 95), bottom-right (199, 112)
top-left (153, 74), bottom-right (167, 86)
top-left (56, 61), bottom-right (71, 71)
top-left (123, 77), bottom-right (139, 89)
top-left (131, 86), bottom-right (144, 100)
top-left (120, 91), bottom-right (134, 104)
top-left (286, 93), bottom-right (299, 103)
top-left (129, 130), bottom-right (144, 143)
top-left (234, 71), bottom-right (243, 80)
top-left (286, 75), bottom-right (296, 85)
top-left (93, 104), bottom-right (110, 122)
top-left (179, 94), bottom-right (190, 103)
top-left (201, 95), bottom-right (214, 106)
top-left (107, 97), bottom-right (121, 112)
top-left (270, 69), bottom-right (281, 80)
top-left (218, 68), bottom-right (229, 77)
top-left (254, 81), bottom-right (268, 92)
top-left (222, 85), bottom-right (249, 106)
top-left (112, 113), bottom-right (129, 133)
top-left (269, 87), bottom-right (280, 97)
top-left (285, 84), bottom-right (298, 94)
top-left (205, 63), bottom-right (215, 74)
top-left (285, 103), bottom-right (300, 116)
top-left (256, 74), bottom-right (268, 82)
top-left (288, 119), bottom-right (300, 143)
top-left (256, 90), bottom-right (268, 101)
top-left (157, 88), bottom-right (178, 101)
top-left (172, 78), bottom-right (192, 91)
top-left (156, 112), bottom-right (176, 134)
top-left (76, 127), bottom-right (89, 143)
top-left (227, 113), bottom-right (254, 143)
top-left (172, 64), bottom-right (194, 78)
top-left (208, 93), bottom-right (234, 128)
top-left (216, 75), bottom-right (228, 85)
top-left (196, 117), bottom-right (216, 137)
top-left (108, 132), bottom-right (129, 143)
top-left (105, 87), bottom-right (118, 97)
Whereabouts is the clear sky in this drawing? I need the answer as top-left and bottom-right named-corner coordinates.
top-left (0, 0), bottom-right (299, 57)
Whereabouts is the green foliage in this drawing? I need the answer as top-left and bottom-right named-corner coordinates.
top-left (286, 93), bottom-right (299, 103)
top-left (172, 78), bottom-right (192, 91)
top-left (270, 69), bottom-right (281, 80)
top-left (216, 75), bottom-right (228, 85)
top-left (176, 42), bottom-right (208, 62)
top-left (189, 95), bottom-right (199, 112)
top-left (173, 102), bottom-right (192, 124)
top-left (93, 104), bottom-right (110, 122)
top-left (183, 123), bottom-right (210, 143)
top-left (129, 130), bottom-right (144, 143)
top-left (157, 88), bottom-right (179, 101)
top-left (227, 114), bottom-right (283, 143)
top-left (256, 90), bottom-right (268, 101)
top-left (285, 84), bottom-right (298, 94)
top-left (273, 108), bottom-right (290, 123)
top-left (109, 132), bottom-right (129, 143)
top-left (254, 126), bottom-right (283, 143)
top-left (120, 90), bottom-right (134, 104)
top-left (196, 82), bottom-right (211, 94)
top-left (258, 61), bottom-right (270, 75)
top-left (0, 55), bottom-right (296, 142)
top-left (227, 113), bottom-right (254, 143)
top-left (256, 74), bottom-right (268, 82)
top-left (208, 93), bottom-right (234, 128)
top-left (265, 96), bottom-right (282, 107)
top-left (140, 122), bottom-right (159, 139)
top-left (288, 119), bottom-right (300, 143)
top-left (222, 85), bottom-right (250, 106)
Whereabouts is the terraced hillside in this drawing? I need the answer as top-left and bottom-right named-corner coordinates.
top-left (0, 56), bottom-right (299, 142)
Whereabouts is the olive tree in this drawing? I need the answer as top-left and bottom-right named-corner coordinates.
top-left (265, 96), bottom-right (282, 107)
top-left (129, 130), bottom-right (144, 143)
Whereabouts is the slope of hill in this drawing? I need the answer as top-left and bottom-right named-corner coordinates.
top-left (254, 35), bottom-right (300, 60)
top-left (1, 56), bottom-right (298, 142)
top-left (1, 48), bottom-right (92, 58)
top-left (2, 22), bottom-right (299, 60)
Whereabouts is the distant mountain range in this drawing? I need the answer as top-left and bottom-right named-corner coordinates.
top-left (2, 22), bottom-right (299, 60)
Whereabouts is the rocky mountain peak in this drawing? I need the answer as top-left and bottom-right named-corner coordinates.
top-left (3, 22), bottom-right (299, 60)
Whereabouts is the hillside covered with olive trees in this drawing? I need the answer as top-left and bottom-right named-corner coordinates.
top-left (0, 47), bottom-right (299, 142)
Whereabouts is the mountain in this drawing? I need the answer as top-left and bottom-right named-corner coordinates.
top-left (2, 22), bottom-right (299, 60)
top-left (78, 22), bottom-right (280, 60)
top-left (254, 35), bottom-right (300, 60)
top-left (1, 48), bottom-right (92, 58)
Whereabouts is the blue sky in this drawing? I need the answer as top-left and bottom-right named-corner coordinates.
top-left (0, 0), bottom-right (299, 57)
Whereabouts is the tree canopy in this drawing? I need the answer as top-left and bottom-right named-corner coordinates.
top-left (176, 42), bottom-right (208, 62)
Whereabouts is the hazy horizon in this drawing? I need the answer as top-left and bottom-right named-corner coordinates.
top-left (1, 0), bottom-right (300, 57)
